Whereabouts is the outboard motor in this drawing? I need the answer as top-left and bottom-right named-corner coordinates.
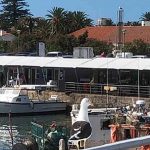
top-left (136, 100), bottom-right (145, 115)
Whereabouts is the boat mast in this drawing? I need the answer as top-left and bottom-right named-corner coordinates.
top-left (138, 58), bottom-right (140, 99)
top-left (106, 58), bottom-right (109, 105)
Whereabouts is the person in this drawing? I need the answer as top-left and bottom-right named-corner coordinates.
top-left (9, 76), bottom-right (15, 87)
top-left (46, 121), bottom-right (57, 140)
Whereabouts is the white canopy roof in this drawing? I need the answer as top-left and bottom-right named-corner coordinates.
top-left (0, 56), bottom-right (58, 67)
top-left (44, 57), bottom-right (91, 68)
top-left (78, 57), bottom-right (150, 70)
top-left (0, 56), bottom-right (150, 70)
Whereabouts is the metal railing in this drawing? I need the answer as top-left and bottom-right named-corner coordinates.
top-left (65, 82), bottom-right (150, 98)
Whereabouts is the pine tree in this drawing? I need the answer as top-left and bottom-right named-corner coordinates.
top-left (0, 0), bottom-right (32, 30)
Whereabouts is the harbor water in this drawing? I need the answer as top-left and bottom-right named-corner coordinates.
top-left (0, 114), bottom-right (71, 150)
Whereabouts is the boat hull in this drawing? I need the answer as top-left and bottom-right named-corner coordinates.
top-left (0, 101), bottom-right (67, 116)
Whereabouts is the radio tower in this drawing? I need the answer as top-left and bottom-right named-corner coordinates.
top-left (117, 7), bottom-right (124, 50)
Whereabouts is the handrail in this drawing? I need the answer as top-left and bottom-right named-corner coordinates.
top-left (85, 135), bottom-right (150, 150)
top-left (65, 82), bottom-right (150, 98)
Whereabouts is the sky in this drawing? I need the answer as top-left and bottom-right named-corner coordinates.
top-left (2, 0), bottom-right (150, 24)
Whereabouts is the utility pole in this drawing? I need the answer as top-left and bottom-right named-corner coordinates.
top-left (117, 7), bottom-right (124, 51)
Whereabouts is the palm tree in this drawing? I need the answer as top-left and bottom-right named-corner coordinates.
top-left (17, 16), bottom-right (36, 34)
top-left (72, 11), bottom-right (93, 31)
top-left (33, 17), bottom-right (51, 40)
top-left (64, 11), bottom-right (75, 33)
top-left (46, 7), bottom-right (67, 34)
top-left (140, 12), bottom-right (150, 21)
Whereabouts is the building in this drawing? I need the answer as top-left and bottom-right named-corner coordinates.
top-left (0, 56), bottom-right (150, 98)
top-left (0, 30), bottom-right (16, 41)
top-left (71, 26), bottom-right (150, 45)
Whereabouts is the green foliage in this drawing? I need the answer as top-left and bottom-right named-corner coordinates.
top-left (46, 34), bottom-right (78, 53)
top-left (124, 21), bottom-right (141, 26)
top-left (1, 4), bottom-right (150, 56)
top-left (45, 31), bottom-right (113, 55)
top-left (46, 7), bottom-right (93, 34)
top-left (140, 12), bottom-right (150, 21)
top-left (124, 39), bottom-right (150, 55)
top-left (0, 0), bottom-right (32, 29)
top-left (78, 31), bottom-right (88, 45)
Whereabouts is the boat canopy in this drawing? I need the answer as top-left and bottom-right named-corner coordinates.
top-left (0, 56), bottom-right (150, 70)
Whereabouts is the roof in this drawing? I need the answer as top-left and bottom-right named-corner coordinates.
top-left (0, 56), bottom-right (90, 68)
top-left (71, 26), bottom-right (150, 44)
top-left (0, 30), bottom-right (16, 41)
top-left (0, 56), bottom-right (150, 70)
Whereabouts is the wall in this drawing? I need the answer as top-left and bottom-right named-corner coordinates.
top-left (38, 91), bottom-right (150, 108)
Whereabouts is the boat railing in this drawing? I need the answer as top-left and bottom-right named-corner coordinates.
top-left (84, 135), bottom-right (150, 150)
top-left (65, 82), bottom-right (150, 98)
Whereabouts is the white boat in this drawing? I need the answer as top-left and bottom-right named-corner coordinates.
top-left (0, 85), bottom-right (67, 115)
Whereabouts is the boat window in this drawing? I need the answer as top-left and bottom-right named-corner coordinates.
top-left (20, 90), bottom-right (27, 95)
top-left (101, 119), bottom-right (110, 130)
top-left (5, 90), bottom-right (13, 94)
top-left (0, 89), bottom-right (5, 94)
top-left (16, 98), bottom-right (21, 102)
top-left (12, 90), bottom-right (20, 95)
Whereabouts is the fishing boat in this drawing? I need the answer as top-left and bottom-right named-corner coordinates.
top-left (69, 99), bottom-right (116, 149)
top-left (0, 84), bottom-right (67, 115)
top-left (81, 100), bottom-right (150, 150)
top-left (69, 98), bottom-right (150, 150)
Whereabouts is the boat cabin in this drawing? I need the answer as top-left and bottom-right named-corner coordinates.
top-left (0, 87), bottom-right (30, 103)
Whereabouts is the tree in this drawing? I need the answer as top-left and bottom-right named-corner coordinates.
top-left (46, 8), bottom-right (93, 34)
top-left (78, 31), bottom-right (88, 45)
top-left (46, 7), bottom-right (66, 34)
top-left (0, 0), bottom-right (31, 30)
top-left (46, 34), bottom-right (78, 53)
top-left (124, 39), bottom-right (150, 55)
top-left (83, 39), bottom-right (113, 55)
top-left (124, 21), bottom-right (141, 26)
top-left (71, 11), bottom-right (93, 31)
top-left (140, 12), bottom-right (150, 21)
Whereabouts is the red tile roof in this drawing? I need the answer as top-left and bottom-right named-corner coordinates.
top-left (71, 26), bottom-right (150, 44)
